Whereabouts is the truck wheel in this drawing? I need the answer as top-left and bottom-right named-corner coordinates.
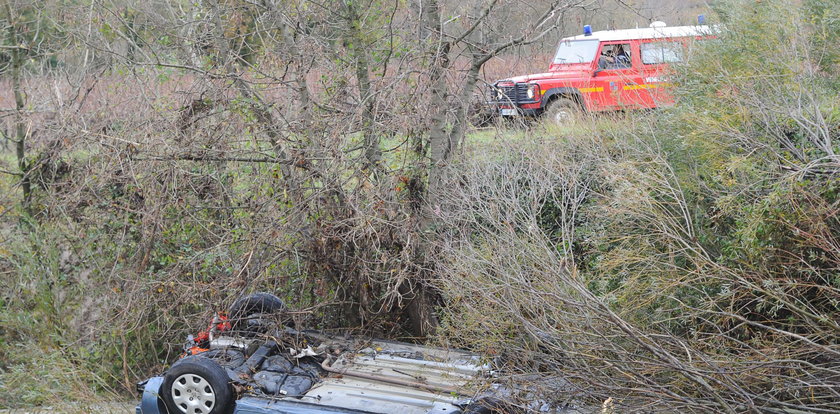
top-left (161, 356), bottom-right (234, 414)
top-left (228, 292), bottom-right (291, 335)
top-left (543, 98), bottom-right (580, 126)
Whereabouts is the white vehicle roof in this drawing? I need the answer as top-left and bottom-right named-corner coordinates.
top-left (564, 24), bottom-right (715, 43)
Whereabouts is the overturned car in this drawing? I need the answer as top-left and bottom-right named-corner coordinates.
top-left (136, 293), bottom-right (525, 414)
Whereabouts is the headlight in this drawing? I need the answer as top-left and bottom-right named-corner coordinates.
top-left (527, 84), bottom-right (540, 100)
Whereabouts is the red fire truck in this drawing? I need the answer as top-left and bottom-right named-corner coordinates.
top-left (490, 22), bottom-right (714, 124)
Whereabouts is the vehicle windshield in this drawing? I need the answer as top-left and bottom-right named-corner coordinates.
top-left (553, 39), bottom-right (599, 64)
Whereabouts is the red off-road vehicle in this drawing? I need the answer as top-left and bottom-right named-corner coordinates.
top-left (489, 22), bottom-right (713, 124)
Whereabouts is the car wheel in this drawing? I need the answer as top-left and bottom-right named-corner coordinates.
top-left (543, 98), bottom-right (580, 126)
top-left (228, 292), bottom-right (291, 335)
top-left (161, 356), bottom-right (234, 414)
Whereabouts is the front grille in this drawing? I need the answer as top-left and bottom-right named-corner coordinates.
top-left (489, 82), bottom-right (535, 104)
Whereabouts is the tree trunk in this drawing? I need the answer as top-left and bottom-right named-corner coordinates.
top-left (398, 0), bottom-right (451, 338)
top-left (5, 2), bottom-right (31, 214)
top-left (408, 0), bottom-right (518, 337)
top-left (343, 1), bottom-right (381, 170)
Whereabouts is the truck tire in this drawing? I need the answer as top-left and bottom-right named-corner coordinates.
top-left (543, 98), bottom-right (580, 126)
top-left (161, 356), bottom-right (234, 414)
top-left (228, 292), bottom-right (291, 335)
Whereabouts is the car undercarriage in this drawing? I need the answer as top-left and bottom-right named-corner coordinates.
top-left (136, 293), bottom-right (527, 414)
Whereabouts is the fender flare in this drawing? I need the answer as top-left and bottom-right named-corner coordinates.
top-left (541, 87), bottom-right (584, 109)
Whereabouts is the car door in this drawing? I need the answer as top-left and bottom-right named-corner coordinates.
top-left (590, 41), bottom-right (646, 110)
top-left (618, 41), bottom-right (656, 108)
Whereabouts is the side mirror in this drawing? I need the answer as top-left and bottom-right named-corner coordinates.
top-left (594, 68), bottom-right (602, 75)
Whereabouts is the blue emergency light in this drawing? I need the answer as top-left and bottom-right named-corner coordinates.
top-left (698, 15), bottom-right (705, 25)
top-left (583, 25), bottom-right (592, 36)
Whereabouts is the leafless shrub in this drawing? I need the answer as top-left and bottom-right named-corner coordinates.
top-left (431, 121), bottom-right (839, 412)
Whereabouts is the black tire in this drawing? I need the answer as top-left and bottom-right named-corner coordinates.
top-left (542, 98), bottom-right (580, 126)
top-left (228, 292), bottom-right (291, 335)
top-left (161, 356), bottom-right (234, 414)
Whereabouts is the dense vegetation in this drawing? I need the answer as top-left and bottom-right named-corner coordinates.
top-left (1, 0), bottom-right (838, 412)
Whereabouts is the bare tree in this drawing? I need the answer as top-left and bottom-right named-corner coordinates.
top-left (3, 1), bottom-right (31, 214)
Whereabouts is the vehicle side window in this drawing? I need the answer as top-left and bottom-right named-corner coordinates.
top-left (598, 43), bottom-right (632, 70)
top-left (641, 41), bottom-right (683, 64)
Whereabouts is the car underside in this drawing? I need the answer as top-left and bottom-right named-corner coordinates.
top-left (136, 293), bottom-right (552, 414)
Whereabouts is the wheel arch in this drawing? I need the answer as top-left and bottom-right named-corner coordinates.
top-left (541, 87), bottom-right (584, 109)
